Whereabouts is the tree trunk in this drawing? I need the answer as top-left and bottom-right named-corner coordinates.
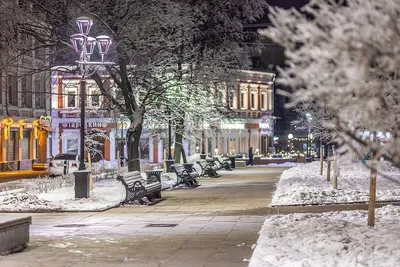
top-left (126, 122), bottom-right (143, 172)
top-left (368, 136), bottom-right (377, 226)
top-left (333, 146), bottom-right (338, 189)
top-left (174, 119), bottom-right (184, 163)
top-left (181, 147), bottom-right (187, 163)
top-left (327, 145), bottom-right (331, 182)
top-left (320, 142), bottom-right (323, 176)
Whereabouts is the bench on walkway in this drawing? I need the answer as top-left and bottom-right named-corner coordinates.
top-left (116, 171), bottom-right (162, 205)
top-left (170, 164), bottom-right (199, 188)
top-left (144, 169), bottom-right (163, 183)
top-left (0, 216), bottom-right (31, 255)
top-left (213, 156), bottom-right (232, 171)
top-left (196, 160), bottom-right (220, 178)
top-left (104, 168), bottom-right (116, 179)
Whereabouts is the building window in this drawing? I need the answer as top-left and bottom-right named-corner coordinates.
top-left (66, 89), bottom-right (77, 108)
top-left (7, 75), bottom-right (18, 106)
top-left (240, 92), bottom-right (245, 109)
top-left (66, 139), bottom-right (78, 154)
top-left (251, 93), bottom-right (255, 109)
top-left (229, 90), bottom-right (234, 108)
top-left (90, 90), bottom-right (100, 107)
top-left (21, 77), bottom-right (32, 108)
top-left (35, 76), bottom-right (46, 108)
top-left (261, 94), bottom-right (266, 110)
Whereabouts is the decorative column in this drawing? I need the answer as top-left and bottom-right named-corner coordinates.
top-left (58, 123), bottom-right (63, 155)
top-left (226, 87), bottom-right (230, 108)
top-left (236, 132), bottom-right (240, 154)
top-left (226, 133), bottom-right (230, 154)
top-left (104, 130), bottom-right (111, 161)
top-left (236, 84), bottom-right (240, 109)
top-left (258, 84), bottom-right (261, 110)
top-left (153, 134), bottom-right (159, 163)
top-left (248, 129), bottom-right (251, 149)
top-left (247, 84), bottom-right (251, 110)
top-left (58, 73), bottom-right (63, 108)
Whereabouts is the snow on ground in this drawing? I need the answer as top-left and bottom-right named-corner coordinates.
top-left (0, 178), bottom-right (125, 212)
top-left (0, 170), bottom-right (185, 212)
top-left (265, 162), bottom-right (297, 167)
top-left (272, 161), bottom-right (400, 206)
top-left (186, 153), bottom-right (202, 164)
top-left (249, 205), bottom-right (400, 267)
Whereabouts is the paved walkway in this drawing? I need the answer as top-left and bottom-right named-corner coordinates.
top-left (0, 167), bottom-right (288, 267)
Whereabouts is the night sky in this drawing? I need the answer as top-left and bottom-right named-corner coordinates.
top-left (267, 0), bottom-right (309, 9)
top-left (259, 0), bottom-right (309, 23)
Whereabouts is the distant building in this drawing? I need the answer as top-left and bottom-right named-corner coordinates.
top-left (0, 35), bottom-right (51, 171)
top-left (50, 71), bottom-right (126, 162)
top-left (52, 69), bottom-right (276, 164)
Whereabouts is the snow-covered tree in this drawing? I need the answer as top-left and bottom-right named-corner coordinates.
top-left (18, 0), bottom-right (267, 171)
top-left (262, 0), bottom-right (400, 168)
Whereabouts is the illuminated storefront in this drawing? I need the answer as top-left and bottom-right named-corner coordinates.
top-left (0, 116), bottom-right (49, 171)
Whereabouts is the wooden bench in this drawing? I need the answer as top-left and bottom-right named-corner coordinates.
top-left (116, 171), bottom-right (162, 205)
top-left (170, 164), bottom-right (200, 188)
top-left (196, 160), bottom-right (220, 178)
top-left (213, 156), bottom-right (232, 170)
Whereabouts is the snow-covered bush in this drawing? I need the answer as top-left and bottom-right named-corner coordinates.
top-left (262, 0), bottom-right (400, 167)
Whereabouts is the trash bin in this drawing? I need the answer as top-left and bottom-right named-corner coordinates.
top-left (74, 170), bottom-right (91, 198)
top-left (120, 156), bottom-right (126, 167)
top-left (183, 163), bottom-right (194, 173)
top-left (165, 159), bottom-right (175, 173)
top-left (228, 156), bottom-right (236, 169)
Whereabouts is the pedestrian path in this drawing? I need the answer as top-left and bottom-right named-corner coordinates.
top-left (0, 167), bottom-right (287, 267)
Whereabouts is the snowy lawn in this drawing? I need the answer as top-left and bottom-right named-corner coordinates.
top-left (265, 162), bottom-right (297, 167)
top-left (272, 161), bottom-right (400, 206)
top-left (249, 205), bottom-right (400, 267)
top-left (0, 171), bottom-right (181, 212)
top-left (0, 178), bottom-right (125, 212)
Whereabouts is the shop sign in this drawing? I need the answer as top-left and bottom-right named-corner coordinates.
top-left (40, 116), bottom-right (52, 127)
top-left (62, 122), bottom-right (106, 129)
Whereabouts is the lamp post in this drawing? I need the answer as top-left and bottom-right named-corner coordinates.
top-left (70, 16), bottom-right (113, 170)
top-left (70, 17), bottom-right (113, 198)
top-left (119, 114), bottom-right (130, 165)
top-left (305, 113), bottom-right (312, 160)
top-left (288, 133), bottom-right (293, 154)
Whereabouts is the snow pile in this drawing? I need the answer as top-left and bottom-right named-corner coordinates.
top-left (0, 169), bottom-right (190, 211)
top-left (249, 205), bottom-right (400, 267)
top-left (272, 161), bottom-right (400, 206)
top-left (160, 173), bottom-right (178, 189)
top-left (266, 162), bottom-right (297, 167)
top-left (186, 153), bottom-right (201, 164)
top-left (0, 178), bottom-right (125, 212)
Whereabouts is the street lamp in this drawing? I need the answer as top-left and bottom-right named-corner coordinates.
top-left (305, 113), bottom-right (312, 160)
top-left (288, 133), bottom-right (293, 154)
top-left (70, 16), bottom-right (113, 171)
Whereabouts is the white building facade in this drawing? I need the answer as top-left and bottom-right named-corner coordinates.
top-left (51, 69), bottom-right (275, 163)
top-left (50, 71), bottom-right (128, 162)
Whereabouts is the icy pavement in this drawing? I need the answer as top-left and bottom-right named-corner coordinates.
top-left (1, 166), bottom-right (283, 267)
